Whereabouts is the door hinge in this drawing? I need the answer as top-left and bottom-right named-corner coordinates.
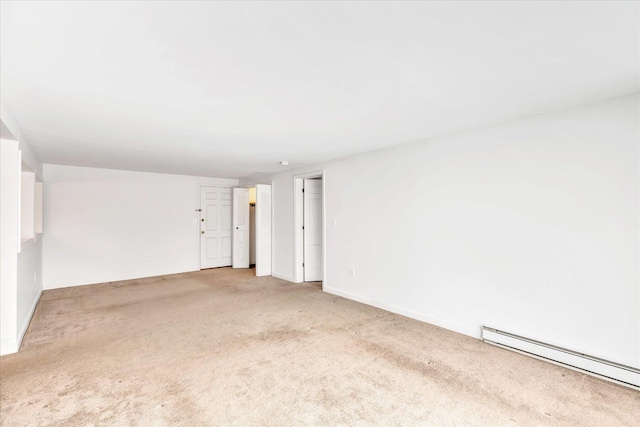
top-left (302, 188), bottom-right (305, 193)
top-left (302, 225), bottom-right (305, 230)
top-left (302, 262), bottom-right (305, 267)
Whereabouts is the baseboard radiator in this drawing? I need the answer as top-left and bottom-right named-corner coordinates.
top-left (482, 327), bottom-right (640, 390)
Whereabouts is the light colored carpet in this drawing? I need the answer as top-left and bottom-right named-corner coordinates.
top-left (1, 268), bottom-right (638, 426)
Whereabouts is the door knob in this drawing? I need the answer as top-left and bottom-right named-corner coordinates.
top-left (201, 231), bottom-right (205, 234)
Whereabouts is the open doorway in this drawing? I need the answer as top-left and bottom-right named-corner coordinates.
top-left (293, 171), bottom-right (324, 284)
top-left (232, 185), bottom-right (272, 274)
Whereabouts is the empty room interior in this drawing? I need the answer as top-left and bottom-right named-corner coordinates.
top-left (1, 1), bottom-right (639, 425)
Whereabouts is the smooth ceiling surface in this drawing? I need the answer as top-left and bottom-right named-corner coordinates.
top-left (1, 1), bottom-right (638, 178)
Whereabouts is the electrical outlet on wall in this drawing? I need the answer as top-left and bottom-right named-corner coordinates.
top-left (350, 268), bottom-right (356, 277)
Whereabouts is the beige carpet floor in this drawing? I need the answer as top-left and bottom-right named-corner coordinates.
top-left (0, 268), bottom-right (638, 426)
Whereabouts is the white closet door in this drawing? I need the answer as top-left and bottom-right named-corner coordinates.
top-left (303, 179), bottom-right (323, 281)
top-left (232, 187), bottom-right (250, 269)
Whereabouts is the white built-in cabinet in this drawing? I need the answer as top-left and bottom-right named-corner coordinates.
top-left (19, 159), bottom-right (43, 249)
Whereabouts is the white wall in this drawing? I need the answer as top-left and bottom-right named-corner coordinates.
top-left (17, 238), bottom-right (42, 342)
top-left (1, 101), bottom-right (44, 355)
top-left (16, 141), bottom-right (44, 349)
top-left (1, 140), bottom-right (21, 354)
top-left (43, 165), bottom-right (238, 289)
top-left (242, 94), bottom-right (640, 368)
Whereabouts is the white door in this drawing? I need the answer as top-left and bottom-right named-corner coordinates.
top-left (200, 186), bottom-right (232, 269)
top-left (233, 187), bottom-right (250, 269)
top-left (255, 184), bottom-right (272, 276)
top-left (303, 179), bottom-right (323, 281)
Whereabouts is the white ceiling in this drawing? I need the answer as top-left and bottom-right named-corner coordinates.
top-left (1, 1), bottom-right (638, 179)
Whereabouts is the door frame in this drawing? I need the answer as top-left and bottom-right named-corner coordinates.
top-left (293, 170), bottom-right (325, 286)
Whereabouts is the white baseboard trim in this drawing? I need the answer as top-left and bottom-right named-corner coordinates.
top-left (272, 272), bottom-right (297, 283)
top-left (482, 327), bottom-right (640, 390)
top-left (17, 289), bottom-right (43, 350)
top-left (1, 342), bottom-right (19, 356)
top-left (0, 289), bottom-right (42, 357)
top-left (323, 286), bottom-right (479, 339)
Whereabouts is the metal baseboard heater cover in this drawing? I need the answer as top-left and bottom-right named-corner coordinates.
top-left (482, 327), bottom-right (640, 390)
